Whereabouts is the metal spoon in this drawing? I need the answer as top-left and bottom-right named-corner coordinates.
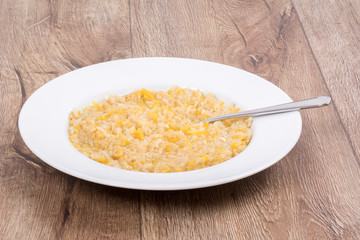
top-left (203, 96), bottom-right (331, 123)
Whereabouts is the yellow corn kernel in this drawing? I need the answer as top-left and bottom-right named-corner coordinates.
top-left (198, 154), bottom-right (209, 163)
top-left (94, 148), bottom-right (102, 152)
top-left (122, 120), bottom-right (134, 128)
top-left (162, 105), bottom-right (176, 115)
top-left (98, 115), bottom-right (105, 120)
top-left (82, 107), bottom-right (87, 111)
top-left (232, 134), bottom-right (243, 139)
top-left (96, 157), bottom-right (107, 163)
top-left (175, 167), bottom-right (183, 172)
top-left (137, 97), bottom-right (144, 105)
top-left (71, 142), bottom-right (79, 148)
top-left (164, 144), bottom-right (172, 152)
top-left (203, 122), bottom-right (209, 127)
top-left (217, 147), bottom-right (225, 153)
top-left (149, 111), bottom-right (159, 123)
top-left (168, 138), bottom-right (179, 143)
top-left (141, 88), bottom-right (155, 100)
top-left (135, 108), bottom-right (142, 114)
top-left (180, 126), bottom-right (190, 134)
top-left (116, 120), bottom-right (123, 127)
top-left (116, 148), bottom-right (123, 155)
top-left (118, 134), bottom-right (130, 145)
top-left (151, 100), bottom-right (160, 108)
top-left (224, 120), bottom-right (231, 127)
top-left (169, 123), bottom-right (180, 131)
top-left (104, 114), bottom-right (112, 119)
top-left (69, 135), bottom-right (76, 140)
top-left (133, 129), bottom-right (145, 141)
top-left (92, 101), bottom-right (102, 111)
top-left (231, 142), bottom-right (239, 151)
top-left (94, 130), bottom-right (104, 139)
top-left (167, 107), bottom-right (177, 115)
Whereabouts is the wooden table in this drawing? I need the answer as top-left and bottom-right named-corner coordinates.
top-left (1, 0), bottom-right (360, 239)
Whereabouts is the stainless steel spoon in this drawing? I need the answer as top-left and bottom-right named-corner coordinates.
top-left (203, 96), bottom-right (331, 123)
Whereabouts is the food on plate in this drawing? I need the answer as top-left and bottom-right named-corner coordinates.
top-left (68, 86), bottom-right (252, 173)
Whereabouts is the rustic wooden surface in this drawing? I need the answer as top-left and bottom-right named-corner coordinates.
top-left (1, 0), bottom-right (359, 239)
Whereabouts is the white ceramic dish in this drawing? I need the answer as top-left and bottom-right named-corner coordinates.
top-left (18, 57), bottom-right (302, 190)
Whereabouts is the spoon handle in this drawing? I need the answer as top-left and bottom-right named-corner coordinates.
top-left (203, 96), bottom-right (331, 123)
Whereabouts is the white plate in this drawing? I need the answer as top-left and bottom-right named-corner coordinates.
top-left (18, 58), bottom-right (302, 190)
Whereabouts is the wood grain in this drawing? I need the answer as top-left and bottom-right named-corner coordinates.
top-left (292, 0), bottom-right (360, 163)
top-left (130, 0), bottom-right (360, 239)
top-left (0, 1), bottom-right (140, 239)
top-left (1, 0), bottom-right (359, 239)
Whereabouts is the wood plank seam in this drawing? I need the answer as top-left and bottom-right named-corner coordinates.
top-left (128, 0), bottom-right (134, 58)
top-left (138, 192), bottom-right (143, 240)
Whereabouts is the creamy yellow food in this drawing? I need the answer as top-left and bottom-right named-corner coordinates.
top-left (68, 86), bottom-right (252, 173)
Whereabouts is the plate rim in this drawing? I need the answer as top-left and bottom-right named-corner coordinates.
top-left (18, 57), bottom-right (302, 190)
